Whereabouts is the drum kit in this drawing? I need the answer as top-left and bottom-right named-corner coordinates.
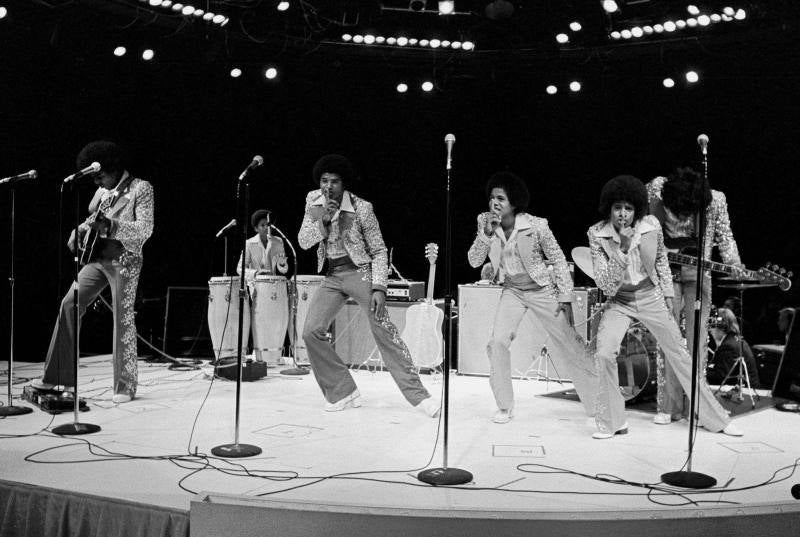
top-left (207, 274), bottom-right (326, 367)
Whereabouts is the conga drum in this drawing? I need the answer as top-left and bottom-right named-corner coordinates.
top-left (617, 322), bottom-right (660, 404)
top-left (290, 275), bottom-right (327, 365)
top-left (207, 276), bottom-right (250, 360)
top-left (252, 275), bottom-right (289, 363)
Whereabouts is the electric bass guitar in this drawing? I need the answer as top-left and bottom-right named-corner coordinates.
top-left (664, 237), bottom-right (792, 291)
top-left (400, 243), bottom-right (444, 369)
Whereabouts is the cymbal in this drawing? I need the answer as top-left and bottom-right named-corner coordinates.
top-left (571, 246), bottom-right (595, 281)
top-left (718, 282), bottom-right (777, 290)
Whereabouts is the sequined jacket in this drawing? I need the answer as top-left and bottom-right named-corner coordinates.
top-left (83, 174), bottom-right (154, 256)
top-left (467, 212), bottom-right (574, 302)
top-left (646, 177), bottom-right (741, 271)
top-left (298, 189), bottom-right (389, 291)
top-left (587, 215), bottom-right (675, 299)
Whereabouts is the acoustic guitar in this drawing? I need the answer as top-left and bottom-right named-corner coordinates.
top-left (77, 175), bottom-right (134, 265)
top-left (400, 243), bottom-right (444, 369)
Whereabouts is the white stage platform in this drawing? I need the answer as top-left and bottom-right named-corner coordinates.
top-left (1, 355), bottom-right (799, 537)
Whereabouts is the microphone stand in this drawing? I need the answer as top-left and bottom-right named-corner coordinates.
top-left (271, 225), bottom-right (308, 376)
top-left (53, 181), bottom-right (100, 435)
top-left (662, 138), bottom-right (715, 488)
top-left (418, 136), bottom-right (473, 486)
top-left (211, 173), bottom-right (261, 458)
top-left (223, 236), bottom-right (229, 277)
top-left (0, 186), bottom-right (33, 417)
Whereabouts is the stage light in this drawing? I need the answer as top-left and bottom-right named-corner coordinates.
top-left (610, 31), bottom-right (621, 39)
top-left (653, 24), bottom-right (664, 33)
top-left (438, 1), bottom-right (455, 15)
top-left (734, 9), bottom-right (746, 20)
top-left (569, 81), bottom-right (581, 92)
top-left (710, 14), bottom-right (721, 23)
top-left (265, 67), bottom-right (278, 79)
top-left (687, 18), bottom-right (698, 27)
top-left (221, 17), bottom-right (230, 26)
top-left (277, 1), bottom-right (290, 11)
top-left (193, 9), bottom-right (204, 17)
top-left (342, 33), bottom-right (352, 41)
top-left (451, 41), bottom-right (461, 49)
top-left (664, 20), bottom-right (676, 32)
top-left (212, 14), bottom-right (225, 24)
top-left (663, 77), bottom-right (675, 88)
top-left (181, 5), bottom-right (194, 15)
top-left (397, 36), bottom-right (409, 46)
top-left (643, 25), bottom-right (653, 34)
top-left (142, 49), bottom-right (155, 61)
top-left (203, 12), bottom-right (214, 21)
top-left (161, 1), bottom-right (172, 7)
top-left (620, 29), bottom-right (632, 39)
top-left (721, 14), bottom-right (732, 21)
top-left (419, 39), bottom-right (429, 46)
top-left (171, 3), bottom-right (183, 11)
top-left (353, 34), bottom-right (364, 43)
top-left (570, 21), bottom-right (582, 32)
top-left (631, 27), bottom-right (643, 37)
top-left (376, 36), bottom-right (386, 43)
top-left (675, 20), bottom-right (686, 29)
top-left (429, 39), bottom-right (441, 48)
top-left (409, 38), bottom-right (418, 45)
top-left (149, 0), bottom-right (163, 6)
top-left (387, 37), bottom-right (397, 45)
top-left (461, 41), bottom-right (474, 50)
top-left (546, 85), bottom-right (557, 95)
top-left (230, 68), bottom-right (242, 78)
top-left (397, 83), bottom-right (408, 93)
top-left (723, 7), bottom-right (735, 16)
top-left (685, 70), bottom-right (699, 83)
top-left (364, 34), bottom-right (376, 44)
top-left (421, 81), bottom-right (434, 92)
top-left (113, 46), bottom-right (127, 57)
top-left (602, 1), bottom-right (619, 14)
top-left (687, 5), bottom-right (700, 16)
top-left (556, 33), bottom-right (569, 44)
top-left (409, 0), bottom-right (426, 12)
top-left (698, 14), bottom-right (710, 26)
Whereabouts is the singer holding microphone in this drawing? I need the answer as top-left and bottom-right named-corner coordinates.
top-left (298, 154), bottom-right (439, 416)
top-left (588, 175), bottom-right (741, 438)
top-left (31, 141), bottom-right (154, 404)
top-left (646, 163), bottom-right (743, 425)
top-left (467, 171), bottom-right (598, 424)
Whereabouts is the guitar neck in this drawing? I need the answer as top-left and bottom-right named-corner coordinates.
top-left (667, 252), bottom-right (759, 279)
top-left (426, 264), bottom-right (436, 304)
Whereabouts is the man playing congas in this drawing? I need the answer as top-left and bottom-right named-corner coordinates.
top-left (298, 154), bottom-right (439, 416)
top-left (237, 209), bottom-right (288, 279)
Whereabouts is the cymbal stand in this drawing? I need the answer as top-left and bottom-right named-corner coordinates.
top-left (715, 286), bottom-right (759, 407)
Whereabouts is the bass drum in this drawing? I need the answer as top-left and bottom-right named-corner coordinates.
top-left (207, 277), bottom-right (250, 360)
top-left (617, 322), bottom-right (660, 404)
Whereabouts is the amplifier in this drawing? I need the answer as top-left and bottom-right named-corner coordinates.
top-left (386, 280), bottom-right (425, 302)
top-left (573, 287), bottom-right (602, 343)
top-left (22, 385), bottom-right (90, 414)
top-left (214, 359), bottom-right (268, 381)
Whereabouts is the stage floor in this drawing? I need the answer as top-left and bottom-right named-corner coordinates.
top-left (2, 355), bottom-right (800, 534)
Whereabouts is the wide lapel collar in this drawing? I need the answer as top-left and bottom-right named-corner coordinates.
top-left (594, 222), bottom-right (624, 265)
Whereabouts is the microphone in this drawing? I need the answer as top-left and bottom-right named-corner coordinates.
top-left (697, 134), bottom-right (709, 155)
top-left (444, 134), bottom-right (456, 170)
top-left (63, 162), bottom-right (101, 184)
top-left (215, 218), bottom-right (237, 238)
top-left (238, 155), bottom-right (264, 181)
top-left (0, 169), bottom-right (37, 186)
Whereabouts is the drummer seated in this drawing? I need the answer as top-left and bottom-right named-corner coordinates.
top-left (707, 307), bottom-right (761, 389)
top-left (237, 209), bottom-right (289, 280)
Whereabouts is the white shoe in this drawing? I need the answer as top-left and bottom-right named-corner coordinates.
top-left (592, 423), bottom-right (629, 439)
top-left (324, 389), bottom-right (361, 412)
top-left (30, 379), bottom-right (55, 390)
top-left (112, 394), bottom-right (132, 404)
top-left (492, 408), bottom-right (514, 424)
top-left (722, 423), bottom-right (744, 437)
top-left (653, 412), bottom-right (672, 425)
top-left (416, 397), bottom-right (440, 417)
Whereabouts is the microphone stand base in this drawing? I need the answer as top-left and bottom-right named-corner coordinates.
top-left (661, 470), bottom-right (717, 489)
top-left (280, 367), bottom-right (310, 376)
top-left (417, 467), bottom-right (473, 486)
top-left (53, 422), bottom-right (101, 436)
top-left (211, 443), bottom-right (262, 458)
top-left (0, 405), bottom-right (33, 417)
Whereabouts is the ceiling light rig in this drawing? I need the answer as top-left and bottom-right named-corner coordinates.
top-left (340, 33), bottom-right (474, 51)
top-left (138, 0), bottom-right (230, 27)
top-left (609, 6), bottom-right (747, 42)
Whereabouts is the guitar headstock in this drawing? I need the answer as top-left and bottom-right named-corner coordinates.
top-left (760, 262), bottom-right (793, 292)
top-left (425, 243), bottom-right (439, 266)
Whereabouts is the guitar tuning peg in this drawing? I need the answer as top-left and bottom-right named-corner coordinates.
top-left (780, 268), bottom-right (787, 275)
top-left (772, 264), bottom-right (780, 271)
top-left (764, 261), bottom-right (771, 268)
top-left (788, 271), bottom-right (794, 279)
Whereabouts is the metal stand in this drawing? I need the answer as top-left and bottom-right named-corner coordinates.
top-left (715, 287), bottom-right (759, 407)
top-left (53, 182), bottom-right (100, 436)
top-left (272, 224), bottom-right (309, 376)
top-left (211, 172), bottom-right (261, 458)
top-left (517, 344), bottom-right (565, 388)
top-left (0, 188), bottom-right (33, 417)
top-left (662, 136), bottom-right (715, 489)
top-left (418, 134), bottom-right (473, 486)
